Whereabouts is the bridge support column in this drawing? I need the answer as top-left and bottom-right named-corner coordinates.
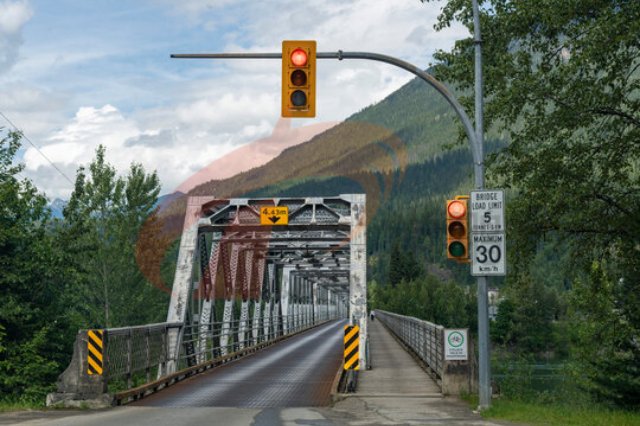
top-left (281, 266), bottom-right (292, 334)
top-left (306, 280), bottom-right (313, 326)
top-left (220, 243), bottom-right (240, 355)
top-left (312, 282), bottom-right (318, 323)
top-left (263, 263), bottom-right (274, 341)
top-left (251, 258), bottom-right (265, 345)
top-left (197, 234), bottom-right (221, 363)
top-left (346, 194), bottom-right (368, 367)
top-left (164, 196), bottom-right (214, 375)
top-left (238, 250), bottom-right (253, 350)
top-left (274, 265), bottom-right (282, 337)
top-left (292, 275), bottom-right (299, 331)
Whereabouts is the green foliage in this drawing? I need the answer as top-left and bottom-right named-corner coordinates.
top-left (426, 0), bottom-right (640, 406)
top-left (60, 145), bottom-right (167, 328)
top-left (0, 131), bottom-right (72, 401)
top-left (388, 241), bottom-right (424, 287)
top-left (569, 262), bottom-right (640, 408)
top-left (491, 275), bottom-right (561, 354)
top-left (370, 275), bottom-right (476, 329)
top-left (480, 399), bottom-right (640, 426)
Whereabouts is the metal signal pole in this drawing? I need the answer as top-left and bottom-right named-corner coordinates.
top-left (472, 0), bottom-right (491, 410)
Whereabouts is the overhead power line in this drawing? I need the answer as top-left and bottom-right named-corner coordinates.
top-left (0, 111), bottom-right (75, 186)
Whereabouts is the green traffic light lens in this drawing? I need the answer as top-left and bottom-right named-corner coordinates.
top-left (291, 90), bottom-right (307, 107)
top-left (448, 241), bottom-right (466, 257)
top-left (291, 69), bottom-right (307, 86)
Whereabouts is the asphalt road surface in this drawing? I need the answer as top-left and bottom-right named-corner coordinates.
top-left (133, 319), bottom-right (345, 408)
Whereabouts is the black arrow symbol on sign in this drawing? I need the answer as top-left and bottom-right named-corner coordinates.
top-left (268, 216), bottom-right (280, 224)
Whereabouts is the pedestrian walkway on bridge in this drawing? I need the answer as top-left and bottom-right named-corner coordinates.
top-left (329, 318), bottom-right (506, 425)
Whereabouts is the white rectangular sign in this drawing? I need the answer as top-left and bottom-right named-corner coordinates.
top-left (471, 232), bottom-right (506, 276)
top-left (470, 190), bottom-right (505, 232)
top-left (445, 329), bottom-right (468, 361)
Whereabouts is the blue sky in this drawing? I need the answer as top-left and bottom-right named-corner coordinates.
top-left (0, 0), bottom-right (465, 199)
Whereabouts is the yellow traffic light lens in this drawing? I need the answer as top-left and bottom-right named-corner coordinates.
top-left (290, 90), bottom-right (307, 107)
top-left (291, 48), bottom-right (308, 66)
top-left (448, 221), bottom-right (466, 239)
top-left (290, 69), bottom-right (307, 86)
top-left (448, 200), bottom-right (466, 218)
top-left (448, 241), bottom-right (466, 257)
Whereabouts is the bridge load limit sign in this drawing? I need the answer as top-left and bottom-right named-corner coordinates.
top-left (260, 206), bottom-right (289, 225)
top-left (470, 190), bottom-right (506, 276)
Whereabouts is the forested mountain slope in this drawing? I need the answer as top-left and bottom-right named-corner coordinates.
top-left (158, 75), bottom-right (496, 284)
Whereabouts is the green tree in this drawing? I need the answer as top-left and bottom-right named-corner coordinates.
top-left (425, 0), bottom-right (640, 405)
top-left (61, 145), bottom-right (167, 327)
top-left (0, 131), bottom-right (71, 402)
top-left (569, 261), bottom-right (640, 408)
top-left (388, 241), bottom-right (424, 286)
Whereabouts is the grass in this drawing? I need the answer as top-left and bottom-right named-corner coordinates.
top-left (0, 400), bottom-right (45, 412)
top-left (463, 397), bottom-right (640, 426)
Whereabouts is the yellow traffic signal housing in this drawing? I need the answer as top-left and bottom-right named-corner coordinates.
top-left (282, 40), bottom-right (316, 118)
top-left (446, 197), bottom-right (469, 262)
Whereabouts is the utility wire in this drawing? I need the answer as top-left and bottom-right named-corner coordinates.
top-left (0, 111), bottom-right (75, 186)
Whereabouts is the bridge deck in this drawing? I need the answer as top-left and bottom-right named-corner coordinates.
top-left (358, 317), bottom-right (441, 395)
top-left (132, 320), bottom-right (345, 408)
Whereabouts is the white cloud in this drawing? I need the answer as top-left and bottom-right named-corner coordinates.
top-left (10, 0), bottom-right (469, 199)
top-left (0, 0), bottom-right (33, 73)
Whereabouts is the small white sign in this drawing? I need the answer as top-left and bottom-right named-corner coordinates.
top-left (471, 232), bottom-right (506, 276)
top-left (470, 190), bottom-right (505, 233)
top-left (445, 329), bottom-right (468, 361)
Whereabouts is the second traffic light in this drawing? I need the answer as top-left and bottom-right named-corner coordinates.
top-left (446, 197), bottom-right (469, 261)
top-left (282, 40), bottom-right (316, 118)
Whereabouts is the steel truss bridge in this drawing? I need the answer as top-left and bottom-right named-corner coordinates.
top-left (164, 194), bottom-right (368, 374)
top-left (49, 194), bottom-right (369, 406)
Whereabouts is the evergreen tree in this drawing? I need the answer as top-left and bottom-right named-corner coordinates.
top-left (0, 131), bottom-right (71, 401)
top-left (61, 145), bottom-right (167, 327)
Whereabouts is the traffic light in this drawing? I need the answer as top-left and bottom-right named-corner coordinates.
top-left (446, 197), bottom-right (469, 261)
top-left (282, 40), bottom-right (316, 118)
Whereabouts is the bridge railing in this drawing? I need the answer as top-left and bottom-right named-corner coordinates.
top-left (48, 310), bottom-right (337, 406)
top-left (375, 310), bottom-right (444, 378)
top-left (176, 312), bottom-right (324, 370)
top-left (105, 322), bottom-right (182, 389)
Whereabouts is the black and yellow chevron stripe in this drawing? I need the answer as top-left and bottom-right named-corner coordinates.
top-left (343, 325), bottom-right (360, 370)
top-left (87, 329), bottom-right (104, 375)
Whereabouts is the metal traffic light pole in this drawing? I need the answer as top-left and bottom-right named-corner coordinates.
top-left (172, 8), bottom-right (491, 405)
top-left (171, 51), bottom-right (482, 169)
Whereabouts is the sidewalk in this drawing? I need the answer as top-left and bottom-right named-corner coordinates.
top-left (328, 318), bottom-right (508, 425)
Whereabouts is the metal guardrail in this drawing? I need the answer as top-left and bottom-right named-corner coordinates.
top-left (48, 310), bottom-right (337, 406)
top-left (177, 312), bottom-right (323, 370)
top-left (105, 322), bottom-right (182, 389)
top-left (375, 310), bottom-right (445, 379)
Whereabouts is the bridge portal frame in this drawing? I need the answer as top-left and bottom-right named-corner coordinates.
top-left (164, 194), bottom-right (367, 375)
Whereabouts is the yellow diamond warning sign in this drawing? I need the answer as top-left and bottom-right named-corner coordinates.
top-left (260, 206), bottom-right (289, 225)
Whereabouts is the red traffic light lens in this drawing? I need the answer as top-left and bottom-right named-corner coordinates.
top-left (448, 200), bottom-right (466, 219)
top-left (290, 48), bottom-right (308, 66)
